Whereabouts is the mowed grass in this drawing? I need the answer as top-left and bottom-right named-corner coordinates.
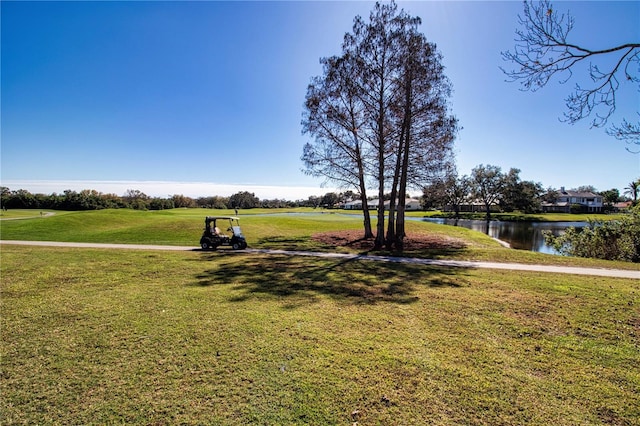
top-left (1, 245), bottom-right (639, 425)
top-left (0, 209), bottom-right (355, 246)
top-left (1, 208), bottom-right (638, 270)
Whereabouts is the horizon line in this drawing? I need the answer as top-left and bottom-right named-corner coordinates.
top-left (0, 179), bottom-right (337, 200)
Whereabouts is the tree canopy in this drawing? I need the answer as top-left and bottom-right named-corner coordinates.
top-left (302, 1), bottom-right (457, 249)
top-left (470, 164), bottom-right (505, 221)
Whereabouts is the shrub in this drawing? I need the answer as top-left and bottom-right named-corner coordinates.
top-left (569, 203), bottom-right (584, 214)
top-left (544, 207), bottom-right (640, 262)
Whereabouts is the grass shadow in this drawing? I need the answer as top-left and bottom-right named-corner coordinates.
top-left (191, 253), bottom-right (468, 306)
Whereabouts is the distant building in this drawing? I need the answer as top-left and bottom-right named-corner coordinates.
top-left (343, 198), bottom-right (421, 211)
top-left (443, 200), bottom-right (500, 213)
top-left (613, 201), bottom-right (633, 211)
top-left (541, 187), bottom-right (603, 213)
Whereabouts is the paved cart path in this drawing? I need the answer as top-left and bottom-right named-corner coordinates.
top-left (1, 240), bottom-right (638, 279)
top-left (0, 212), bottom-right (56, 220)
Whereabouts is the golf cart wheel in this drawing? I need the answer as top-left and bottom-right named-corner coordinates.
top-left (201, 242), bottom-right (210, 250)
top-left (232, 242), bottom-right (241, 250)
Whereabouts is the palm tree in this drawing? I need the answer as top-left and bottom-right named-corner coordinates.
top-left (624, 180), bottom-right (640, 202)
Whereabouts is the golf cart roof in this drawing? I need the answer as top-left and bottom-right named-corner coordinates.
top-left (205, 216), bottom-right (240, 221)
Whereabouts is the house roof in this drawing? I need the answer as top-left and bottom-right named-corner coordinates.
top-left (614, 201), bottom-right (633, 208)
top-left (343, 198), bottom-right (420, 206)
top-left (557, 189), bottom-right (601, 198)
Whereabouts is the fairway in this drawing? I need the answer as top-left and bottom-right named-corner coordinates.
top-left (2, 208), bottom-right (639, 270)
top-left (2, 243), bottom-right (639, 425)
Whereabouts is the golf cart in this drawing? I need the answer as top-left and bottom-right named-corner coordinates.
top-left (199, 216), bottom-right (247, 250)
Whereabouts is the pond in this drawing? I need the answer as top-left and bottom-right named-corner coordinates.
top-left (421, 218), bottom-right (587, 255)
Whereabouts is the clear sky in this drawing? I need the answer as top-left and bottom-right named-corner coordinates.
top-left (2, 0), bottom-right (639, 200)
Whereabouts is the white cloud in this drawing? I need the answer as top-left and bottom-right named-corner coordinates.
top-left (0, 180), bottom-right (337, 200)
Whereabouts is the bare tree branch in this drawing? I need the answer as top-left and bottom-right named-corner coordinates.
top-left (501, 0), bottom-right (639, 146)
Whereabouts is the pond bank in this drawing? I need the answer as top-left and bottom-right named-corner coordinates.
top-left (420, 218), bottom-right (587, 254)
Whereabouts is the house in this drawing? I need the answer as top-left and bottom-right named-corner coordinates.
top-left (541, 187), bottom-right (603, 213)
top-left (343, 198), bottom-right (422, 211)
top-left (443, 200), bottom-right (500, 213)
top-left (403, 199), bottom-right (422, 210)
top-left (613, 200), bottom-right (633, 211)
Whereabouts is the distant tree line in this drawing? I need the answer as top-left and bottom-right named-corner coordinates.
top-left (3, 176), bottom-right (636, 214)
top-left (422, 164), bottom-right (638, 219)
top-left (0, 187), bottom-right (351, 212)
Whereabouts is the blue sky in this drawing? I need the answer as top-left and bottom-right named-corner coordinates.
top-left (2, 1), bottom-right (639, 199)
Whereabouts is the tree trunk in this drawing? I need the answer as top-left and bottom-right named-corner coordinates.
top-left (395, 159), bottom-right (408, 251)
top-left (395, 199), bottom-right (406, 251)
top-left (355, 141), bottom-right (374, 238)
top-left (359, 186), bottom-right (374, 239)
top-left (395, 70), bottom-right (413, 252)
top-left (386, 140), bottom-right (403, 249)
top-left (396, 130), bottom-right (409, 250)
top-left (386, 190), bottom-right (397, 250)
top-left (361, 199), bottom-right (373, 238)
top-left (374, 59), bottom-right (388, 250)
top-left (374, 175), bottom-right (386, 249)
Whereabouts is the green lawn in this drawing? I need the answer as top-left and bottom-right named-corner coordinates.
top-left (1, 208), bottom-right (637, 270)
top-left (1, 246), bottom-right (638, 425)
top-left (1, 209), bottom-right (639, 424)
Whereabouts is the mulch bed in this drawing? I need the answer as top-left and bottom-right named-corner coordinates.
top-left (311, 230), bottom-right (467, 252)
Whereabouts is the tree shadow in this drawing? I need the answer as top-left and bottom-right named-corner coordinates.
top-left (190, 253), bottom-right (468, 307)
top-left (256, 236), bottom-right (313, 251)
top-left (308, 231), bottom-right (471, 260)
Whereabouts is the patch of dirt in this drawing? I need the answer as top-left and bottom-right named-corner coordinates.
top-left (312, 230), bottom-right (467, 252)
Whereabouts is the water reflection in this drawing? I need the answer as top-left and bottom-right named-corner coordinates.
top-left (422, 218), bottom-right (586, 254)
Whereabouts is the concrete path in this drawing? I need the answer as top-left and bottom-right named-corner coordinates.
top-left (1, 240), bottom-right (638, 279)
top-left (0, 212), bottom-right (56, 220)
